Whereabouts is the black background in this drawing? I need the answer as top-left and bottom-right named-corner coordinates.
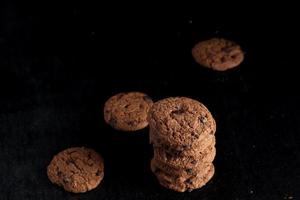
top-left (0, 2), bottom-right (299, 200)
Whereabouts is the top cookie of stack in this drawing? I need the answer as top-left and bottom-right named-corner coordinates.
top-left (148, 97), bottom-right (216, 150)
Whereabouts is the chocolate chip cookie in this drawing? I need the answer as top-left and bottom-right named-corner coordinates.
top-left (153, 144), bottom-right (216, 169)
top-left (104, 92), bottom-right (154, 131)
top-left (151, 160), bottom-right (215, 192)
top-left (151, 128), bottom-right (216, 154)
top-left (148, 97), bottom-right (216, 148)
top-left (151, 158), bottom-right (212, 179)
top-left (192, 38), bottom-right (244, 71)
top-left (47, 147), bottom-right (104, 193)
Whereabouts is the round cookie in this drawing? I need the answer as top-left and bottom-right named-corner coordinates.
top-left (151, 128), bottom-right (216, 155)
top-left (152, 163), bottom-right (214, 192)
top-left (153, 144), bottom-right (216, 169)
top-left (192, 38), bottom-right (244, 71)
top-left (151, 161), bottom-right (214, 192)
top-left (152, 136), bottom-right (216, 158)
top-left (104, 92), bottom-right (154, 131)
top-left (151, 159), bottom-right (213, 183)
top-left (148, 97), bottom-right (216, 149)
top-left (151, 158), bottom-right (212, 180)
top-left (47, 147), bottom-right (104, 193)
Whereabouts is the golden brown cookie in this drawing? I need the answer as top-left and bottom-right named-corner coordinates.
top-left (104, 92), bottom-right (154, 131)
top-left (153, 144), bottom-right (216, 169)
top-left (192, 38), bottom-right (244, 71)
top-left (148, 97), bottom-right (216, 149)
top-left (151, 160), bottom-right (214, 192)
top-left (47, 147), bottom-right (104, 193)
top-left (151, 158), bottom-right (212, 180)
top-left (151, 128), bottom-right (216, 155)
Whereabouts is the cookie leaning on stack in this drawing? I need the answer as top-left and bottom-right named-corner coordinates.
top-left (148, 97), bottom-right (216, 192)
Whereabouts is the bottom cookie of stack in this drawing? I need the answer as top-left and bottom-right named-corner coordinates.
top-left (151, 159), bottom-right (215, 192)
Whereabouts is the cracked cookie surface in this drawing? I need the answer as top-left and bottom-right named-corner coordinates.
top-left (148, 97), bottom-right (216, 149)
top-left (192, 38), bottom-right (244, 71)
top-left (104, 92), bottom-right (154, 131)
top-left (47, 147), bottom-right (104, 193)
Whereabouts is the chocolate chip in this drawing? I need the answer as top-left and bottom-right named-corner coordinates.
top-left (68, 160), bottom-right (75, 165)
top-left (231, 54), bottom-right (237, 59)
top-left (57, 171), bottom-right (62, 177)
top-left (63, 178), bottom-right (69, 184)
top-left (191, 160), bottom-right (197, 165)
top-left (87, 162), bottom-right (94, 167)
top-left (66, 159), bottom-right (81, 171)
top-left (170, 149), bottom-right (181, 156)
top-left (87, 152), bottom-right (92, 160)
top-left (222, 46), bottom-right (235, 53)
top-left (191, 132), bottom-right (199, 139)
top-left (127, 121), bottom-right (135, 126)
top-left (165, 151), bottom-right (173, 160)
top-left (96, 170), bottom-right (102, 176)
top-left (185, 178), bottom-right (192, 184)
top-left (171, 107), bottom-right (186, 116)
top-left (221, 56), bottom-right (227, 63)
top-left (186, 169), bottom-right (193, 174)
top-left (199, 115), bottom-right (207, 123)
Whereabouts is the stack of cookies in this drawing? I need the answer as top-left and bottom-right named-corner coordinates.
top-left (148, 97), bottom-right (216, 192)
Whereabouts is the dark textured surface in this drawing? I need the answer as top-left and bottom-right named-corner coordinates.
top-left (0, 2), bottom-right (300, 200)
